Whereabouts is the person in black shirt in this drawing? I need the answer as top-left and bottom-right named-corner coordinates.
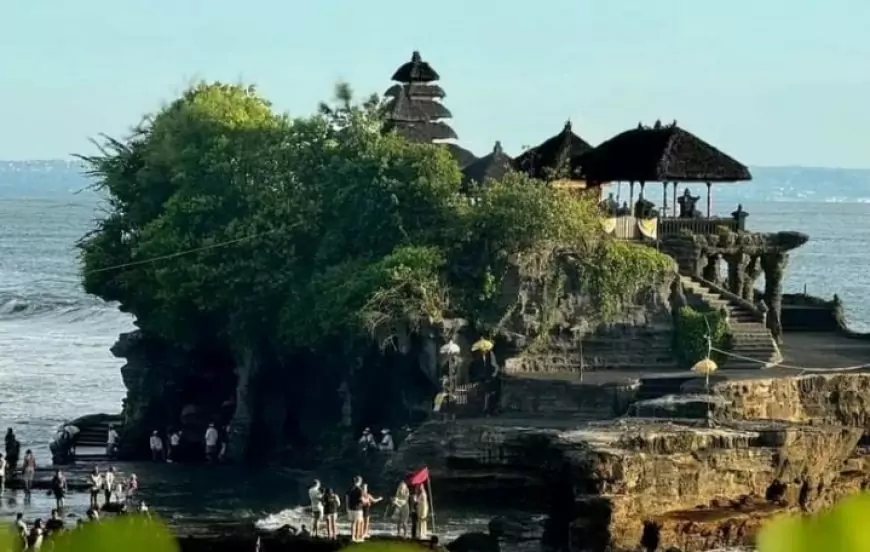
top-left (346, 476), bottom-right (364, 542)
top-left (322, 488), bottom-right (341, 539)
top-left (45, 509), bottom-right (64, 535)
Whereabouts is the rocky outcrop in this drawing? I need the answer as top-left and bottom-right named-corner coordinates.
top-left (714, 373), bottom-right (870, 432)
top-left (388, 415), bottom-right (866, 552)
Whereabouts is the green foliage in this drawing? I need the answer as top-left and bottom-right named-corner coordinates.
top-left (758, 493), bottom-right (870, 552)
top-left (78, 80), bottom-right (675, 365)
top-left (0, 516), bottom-right (177, 552)
top-left (674, 306), bottom-right (731, 367)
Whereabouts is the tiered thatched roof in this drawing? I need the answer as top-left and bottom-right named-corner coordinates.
top-left (514, 121), bottom-right (594, 181)
top-left (462, 141), bottom-right (514, 189)
top-left (578, 121), bottom-right (752, 183)
top-left (383, 51), bottom-right (474, 167)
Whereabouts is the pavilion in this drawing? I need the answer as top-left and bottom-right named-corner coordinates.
top-left (578, 120), bottom-right (752, 234)
top-left (461, 141), bottom-right (515, 192)
top-left (514, 121), bottom-right (596, 193)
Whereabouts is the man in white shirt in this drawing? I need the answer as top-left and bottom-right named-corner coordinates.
top-left (358, 428), bottom-right (375, 453)
top-left (308, 479), bottom-right (324, 537)
top-left (379, 429), bottom-right (395, 452)
top-left (148, 431), bottom-right (163, 462)
top-left (0, 453), bottom-right (6, 493)
top-left (168, 431), bottom-right (181, 463)
top-left (204, 424), bottom-right (219, 462)
top-left (103, 467), bottom-right (116, 505)
top-left (106, 425), bottom-right (119, 458)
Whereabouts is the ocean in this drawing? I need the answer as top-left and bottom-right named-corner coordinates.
top-left (1, 161), bottom-right (870, 550)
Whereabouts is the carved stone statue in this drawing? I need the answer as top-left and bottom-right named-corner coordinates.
top-left (633, 197), bottom-right (659, 219)
top-left (678, 188), bottom-right (701, 218)
top-left (599, 193), bottom-right (619, 215)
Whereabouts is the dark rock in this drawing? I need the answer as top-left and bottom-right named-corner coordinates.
top-left (446, 532), bottom-right (499, 552)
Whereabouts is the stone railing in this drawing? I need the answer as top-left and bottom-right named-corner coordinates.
top-left (660, 217), bottom-right (744, 236)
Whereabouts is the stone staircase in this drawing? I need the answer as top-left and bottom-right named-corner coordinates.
top-left (680, 276), bottom-right (782, 369)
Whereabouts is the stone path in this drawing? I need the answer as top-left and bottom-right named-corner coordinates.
top-left (680, 276), bottom-right (782, 369)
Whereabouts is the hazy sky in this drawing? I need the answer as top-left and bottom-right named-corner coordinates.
top-left (2, 0), bottom-right (868, 167)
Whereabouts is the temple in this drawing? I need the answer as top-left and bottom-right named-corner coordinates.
top-left (383, 51), bottom-right (477, 167)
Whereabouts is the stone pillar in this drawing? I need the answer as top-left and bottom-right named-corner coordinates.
top-left (761, 251), bottom-right (789, 344)
top-left (629, 182), bottom-right (635, 208)
top-left (706, 182), bottom-right (712, 217)
top-left (725, 252), bottom-right (749, 296)
top-left (661, 182), bottom-right (668, 217)
top-left (672, 182), bottom-right (678, 218)
top-left (742, 255), bottom-right (762, 301)
top-left (702, 254), bottom-right (721, 284)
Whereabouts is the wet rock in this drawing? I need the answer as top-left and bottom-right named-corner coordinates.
top-left (488, 515), bottom-right (544, 542)
top-left (446, 532), bottom-right (499, 552)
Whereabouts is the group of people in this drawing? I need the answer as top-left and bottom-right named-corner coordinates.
top-left (307, 476), bottom-right (430, 542)
top-left (86, 465), bottom-right (139, 510)
top-left (146, 423), bottom-right (230, 463)
top-left (357, 428), bottom-right (395, 454)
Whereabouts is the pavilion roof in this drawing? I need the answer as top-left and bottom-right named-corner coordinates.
top-left (384, 94), bottom-right (452, 122)
top-left (391, 51), bottom-right (440, 83)
top-left (514, 121), bottom-right (593, 180)
top-left (444, 143), bottom-right (478, 168)
top-left (384, 83), bottom-right (446, 99)
top-left (578, 121), bottom-right (752, 183)
top-left (462, 141), bottom-right (514, 188)
top-left (383, 120), bottom-right (458, 142)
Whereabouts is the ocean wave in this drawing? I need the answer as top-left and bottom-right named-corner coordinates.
top-left (0, 292), bottom-right (116, 321)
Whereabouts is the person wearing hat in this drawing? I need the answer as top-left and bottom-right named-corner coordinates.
top-left (378, 429), bottom-right (394, 452)
top-left (358, 428), bottom-right (375, 454)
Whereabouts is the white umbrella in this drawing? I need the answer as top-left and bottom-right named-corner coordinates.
top-left (439, 340), bottom-right (460, 356)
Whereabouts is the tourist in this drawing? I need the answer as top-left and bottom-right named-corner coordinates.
top-left (86, 508), bottom-right (100, 523)
top-left (358, 428), bottom-right (375, 453)
top-left (149, 431), bottom-right (164, 462)
top-left (204, 423), bottom-right (219, 462)
top-left (219, 424), bottom-right (230, 461)
top-left (168, 430), bottom-right (180, 463)
top-left (392, 481), bottom-right (410, 538)
top-left (103, 466), bottom-right (117, 505)
top-left (322, 488), bottom-right (340, 540)
top-left (409, 486), bottom-right (419, 539)
top-left (15, 513), bottom-right (28, 545)
top-left (379, 429), bottom-right (395, 452)
top-left (0, 453), bottom-right (6, 494)
top-left (22, 449), bottom-right (36, 494)
top-left (415, 484), bottom-right (430, 539)
top-left (113, 477), bottom-right (125, 504)
top-left (45, 509), bottom-right (64, 536)
top-left (308, 479), bottom-right (324, 537)
top-left (106, 424), bottom-right (119, 458)
top-left (5, 428), bottom-right (20, 472)
top-left (361, 483), bottom-right (383, 539)
top-left (51, 469), bottom-right (67, 510)
top-left (27, 519), bottom-right (44, 550)
top-left (346, 475), bottom-right (365, 542)
top-left (125, 474), bottom-right (139, 504)
top-left (88, 466), bottom-right (102, 510)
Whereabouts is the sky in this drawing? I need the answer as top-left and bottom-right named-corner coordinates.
top-left (1, 0), bottom-right (869, 168)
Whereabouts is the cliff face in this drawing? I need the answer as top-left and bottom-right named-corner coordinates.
top-left (112, 250), bottom-right (678, 462)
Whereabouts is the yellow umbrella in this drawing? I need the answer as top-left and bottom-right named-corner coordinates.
top-left (471, 338), bottom-right (494, 353)
top-left (692, 357), bottom-right (718, 376)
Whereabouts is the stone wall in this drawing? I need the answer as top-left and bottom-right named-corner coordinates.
top-left (498, 376), bottom-right (637, 418)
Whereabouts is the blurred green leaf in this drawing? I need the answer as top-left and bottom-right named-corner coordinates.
top-left (758, 493), bottom-right (870, 552)
top-left (0, 516), bottom-right (178, 552)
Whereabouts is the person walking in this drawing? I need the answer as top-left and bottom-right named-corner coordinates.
top-left (361, 483), bottom-right (383, 539)
top-left (323, 488), bottom-right (340, 540)
top-left (346, 476), bottom-right (365, 542)
top-left (22, 450), bottom-right (36, 495)
top-left (51, 470), bottom-right (67, 510)
top-left (88, 467), bottom-right (102, 510)
top-left (204, 424), bottom-right (219, 462)
top-left (148, 431), bottom-right (163, 462)
top-left (308, 479), bottom-right (324, 537)
top-left (392, 481), bottom-right (411, 538)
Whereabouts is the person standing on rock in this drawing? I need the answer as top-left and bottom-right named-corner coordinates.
top-left (416, 484), bottom-right (430, 539)
top-left (0, 453), bottom-right (7, 494)
top-left (379, 429), bottom-right (394, 452)
top-left (4, 429), bottom-right (19, 473)
top-left (346, 476), bottom-right (365, 542)
top-left (168, 430), bottom-right (180, 463)
top-left (149, 431), bottom-right (164, 462)
top-left (22, 450), bottom-right (36, 495)
top-left (323, 488), bottom-right (341, 540)
top-left (88, 467), bottom-right (102, 510)
top-left (103, 467), bottom-right (117, 506)
top-left (51, 469), bottom-right (67, 510)
top-left (308, 479), bottom-right (324, 537)
top-left (392, 481), bottom-right (410, 538)
top-left (204, 423), bottom-right (219, 462)
top-left (361, 483), bottom-right (382, 539)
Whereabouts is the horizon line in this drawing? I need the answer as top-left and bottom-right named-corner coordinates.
top-left (3, 159), bottom-right (870, 173)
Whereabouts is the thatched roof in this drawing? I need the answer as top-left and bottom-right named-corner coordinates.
top-left (514, 121), bottom-right (593, 180)
top-left (391, 51), bottom-right (440, 83)
top-left (444, 143), bottom-right (477, 168)
top-left (384, 83), bottom-right (445, 99)
top-left (462, 141), bottom-right (514, 187)
top-left (578, 121), bottom-right (752, 183)
top-left (385, 94), bottom-right (452, 122)
top-left (384, 120), bottom-right (458, 141)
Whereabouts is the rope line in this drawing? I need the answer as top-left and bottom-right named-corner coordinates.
top-left (710, 346), bottom-right (870, 374)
